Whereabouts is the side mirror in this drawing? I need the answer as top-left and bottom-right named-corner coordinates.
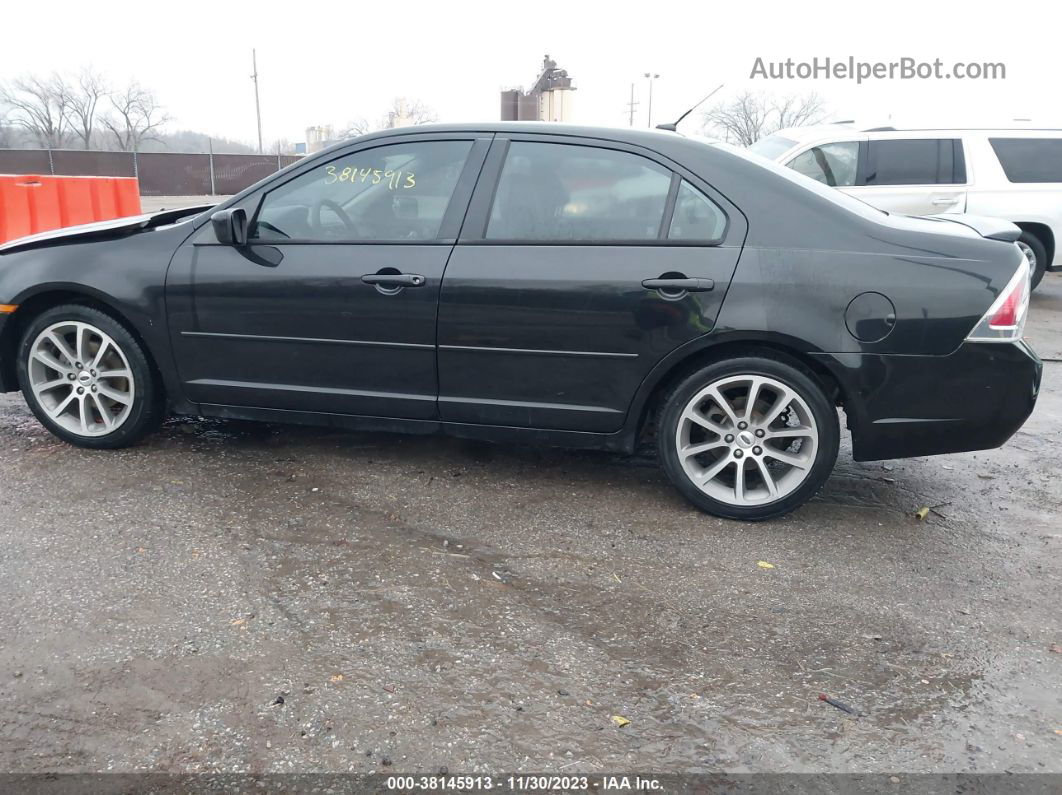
top-left (211, 208), bottom-right (248, 246)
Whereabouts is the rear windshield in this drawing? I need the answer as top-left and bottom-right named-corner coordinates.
top-left (990, 138), bottom-right (1062, 183)
top-left (748, 135), bottom-right (798, 160)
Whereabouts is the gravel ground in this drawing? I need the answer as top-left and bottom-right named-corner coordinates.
top-left (0, 273), bottom-right (1059, 776)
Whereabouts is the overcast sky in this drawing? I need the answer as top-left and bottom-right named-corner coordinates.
top-left (2, 0), bottom-right (1056, 147)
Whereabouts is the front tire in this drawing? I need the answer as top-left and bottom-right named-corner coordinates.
top-left (1017, 231), bottom-right (1047, 290)
top-left (16, 304), bottom-right (165, 449)
top-left (657, 356), bottom-right (840, 521)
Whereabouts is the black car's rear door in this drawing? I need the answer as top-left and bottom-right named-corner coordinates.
top-left (436, 134), bottom-right (747, 432)
top-left (167, 134), bottom-right (490, 418)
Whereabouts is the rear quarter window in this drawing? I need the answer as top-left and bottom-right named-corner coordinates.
top-left (989, 138), bottom-right (1062, 183)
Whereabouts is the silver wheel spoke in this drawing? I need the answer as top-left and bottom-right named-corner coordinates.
top-left (761, 387), bottom-right (794, 427)
top-left (98, 368), bottom-right (132, 380)
top-left (96, 383), bottom-right (131, 404)
top-left (707, 386), bottom-right (740, 426)
top-left (90, 394), bottom-right (113, 429)
top-left (683, 407), bottom-right (728, 436)
top-left (34, 350), bottom-right (70, 373)
top-left (698, 454), bottom-right (732, 483)
top-left (766, 425), bottom-right (815, 439)
top-left (681, 439), bottom-right (728, 459)
top-left (75, 324), bottom-right (89, 364)
top-left (744, 377), bottom-right (764, 421)
top-left (37, 377), bottom-right (69, 392)
top-left (77, 396), bottom-right (89, 433)
top-left (47, 332), bottom-right (78, 366)
top-left (763, 447), bottom-right (810, 470)
top-left (90, 339), bottom-right (111, 369)
top-left (755, 458), bottom-right (778, 497)
top-left (49, 390), bottom-right (78, 418)
top-left (734, 460), bottom-right (746, 502)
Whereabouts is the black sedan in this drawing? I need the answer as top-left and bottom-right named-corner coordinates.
top-left (0, 124), bottom-right (1042, 520)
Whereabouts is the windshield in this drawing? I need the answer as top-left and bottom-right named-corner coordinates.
top-left (748, 135), bottom-right (798, 160)
top-left (715, 140), bottom-right (888, 220)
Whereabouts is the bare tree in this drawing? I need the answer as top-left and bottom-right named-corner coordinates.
top-left (0, 109), bottom-right (11, 148)
top-left (380, 98), bottom-right (437, 129)
top-left (339, 118), bottom-right (372, 138)
top-left (0, 74), bottom-right (71, 148)
top-left (773, 93), bottom-right (829, 130)
top-left (268, 137), bottom-right (294, 155)
top-left (65, 69), bottom-right (109, 149)
top-left (702, 91), bottom-right (827, 146)
top-left (338, 99), bottom-right (437, 138)
top-left (102, 82), bottom-right (169, 151)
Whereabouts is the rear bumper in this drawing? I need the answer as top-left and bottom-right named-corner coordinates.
top-left (816, 341), bottom-right (1042, 461)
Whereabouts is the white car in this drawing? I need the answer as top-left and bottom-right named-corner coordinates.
top-left (750, 126), bottom-right (1062, 288)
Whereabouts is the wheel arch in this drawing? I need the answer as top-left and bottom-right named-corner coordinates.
top-left (1014, 222), bottom-right (1055, 269)
top-left (0, 285), bottom-right (161, 393)
top-left (625, 333), bottom-right (850, 445)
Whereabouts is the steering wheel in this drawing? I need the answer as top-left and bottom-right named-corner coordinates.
top-left (311, 199), bottom-right (359, 236)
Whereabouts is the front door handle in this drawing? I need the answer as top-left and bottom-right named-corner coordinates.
top-left (361, 273), bottom-right (426, 288)
top-left (641, 277), bottom-right (715, 293)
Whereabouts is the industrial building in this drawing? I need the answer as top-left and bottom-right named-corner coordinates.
top-left (500, 55), bottom-right (576, 122)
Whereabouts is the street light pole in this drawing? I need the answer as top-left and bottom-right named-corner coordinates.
top-left (644, 72), bottom-right (660, 128)
top-left (251, 49), bottom-right (263, 154)
top-left (626, 83), bottom-right (639, 127)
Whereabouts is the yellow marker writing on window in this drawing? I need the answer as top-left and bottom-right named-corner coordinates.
top-left (324, 165), bottom-right (416, 189)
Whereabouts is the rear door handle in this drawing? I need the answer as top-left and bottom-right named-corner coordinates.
top-left (361, 273), bottom-right (426, 288)
top-left (641, 277), bottom-right (715, 293)
top-left (931, 197), bottom-right (958, 206)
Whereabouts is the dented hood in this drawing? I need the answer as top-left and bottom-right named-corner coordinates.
top-left (0, 205), bottom-right (214, 255)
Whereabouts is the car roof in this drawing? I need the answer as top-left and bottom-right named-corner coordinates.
top-left (769, 124), bottom-right (1062, 144)
top-left (321, 121), bottom-right (700, 155)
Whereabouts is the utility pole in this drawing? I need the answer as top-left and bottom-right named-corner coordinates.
top-left (644, 72), bottom-right (660, 128)
top-left (251, 49), bottom-right (263, 154)
top-left (626, 83), bottom-right (640, 127)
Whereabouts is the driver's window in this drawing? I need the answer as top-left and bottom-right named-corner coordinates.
top-left (251, 140), bottom-right (473, 242)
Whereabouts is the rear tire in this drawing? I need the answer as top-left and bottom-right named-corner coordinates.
top-left (16, 304), bottom-right (165, 449)
top-left (1017, 231), bottom-right (1047, 290)
top-left (657, 356), bottom-right (839, 521)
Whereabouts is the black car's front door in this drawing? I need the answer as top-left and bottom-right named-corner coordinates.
top-left (436, 135), bottom-right (747, 432)
top-left (168, 135), bottom-right (489, 419)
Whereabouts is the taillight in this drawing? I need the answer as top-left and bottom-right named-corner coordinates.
top-left (965, 253), bottom-right (1031, 343)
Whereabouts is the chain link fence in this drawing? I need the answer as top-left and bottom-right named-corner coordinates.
top-left (0, 149), bottom-right (302, 196)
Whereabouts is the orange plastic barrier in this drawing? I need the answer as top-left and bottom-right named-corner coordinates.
top-left (0, 174), bottom-right (142, 244)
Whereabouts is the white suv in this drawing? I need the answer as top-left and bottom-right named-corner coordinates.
top-left (750, 126), bottom-right (1062, 288)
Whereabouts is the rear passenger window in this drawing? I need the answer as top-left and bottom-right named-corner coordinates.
top-left (668, 181), bottom-right (727, 241)
top-left (865, 139), bottom-right (962, 185)
top-left (486, 142), bottom-right (672, 241)
top-left (990, 138), bottom-right (1062, 183)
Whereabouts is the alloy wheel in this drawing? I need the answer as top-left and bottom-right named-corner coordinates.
top-left (27, 321), bottom-right (136, 437)
top-left (675, 374), bottom-right (819, 506)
